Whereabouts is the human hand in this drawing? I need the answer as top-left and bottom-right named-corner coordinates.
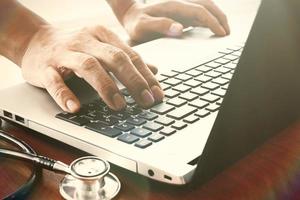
top-left (21, 25), bottom-right (164, 113)
top-left (121, 0), bottom-right (230, 42)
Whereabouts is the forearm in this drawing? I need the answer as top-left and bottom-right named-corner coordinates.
top-left (0, 0), bottom-right (47, 66)
top-left (106, 0), bottom-right (136, 24)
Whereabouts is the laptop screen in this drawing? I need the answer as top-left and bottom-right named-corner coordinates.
top-left (193, 0), bottom-right (300, 184)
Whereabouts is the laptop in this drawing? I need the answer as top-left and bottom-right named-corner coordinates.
top-left (1, 0), bottom-right (300, 185)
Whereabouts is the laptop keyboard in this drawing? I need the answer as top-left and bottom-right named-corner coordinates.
top-left (56, 45), bottom-right (243, 149)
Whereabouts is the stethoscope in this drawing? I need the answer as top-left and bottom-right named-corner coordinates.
top-left (0, 126), bottom-right (121, 200)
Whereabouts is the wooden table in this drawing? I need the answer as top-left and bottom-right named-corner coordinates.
top-left (2, 119), bottom-right (300, 200)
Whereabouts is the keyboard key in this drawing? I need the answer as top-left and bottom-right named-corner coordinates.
top-left (148, 133), bottom-right (165, 142)
top-left (164, 90), bottom-right (180, 98)
top-left (126, 117), bottom-right (147, 126)
top-left (172, 85), bottom-right (191, 93)
top-left (205, 62), bottom-right (221, 69)
top-left (196, 66), bottom-right (212, 73)
top-left (224, 62), bottom-right (237, 70)
top-left (185, 69), bottom-right (202, 77)
top-left (201, 82), bottom-right (219, 90)
top-left (118, 134), bottom-right (139, 144)
top-left (188, 99), bottom-right (209, 109)
top-left (56, 114), bottom-right (90, 126)
top-left (167, 97), bottom-right (187, 107)
top-left (205, 71), bottom-right (222, 78)
top-left (125, 96), bottom-right (136, 105)
top-left (56, 112), bottom-right (76, 119)
top-left (179, 92), bottom-right (198, 101)
top-left (98, 116), bottom-right (119, 126)
top-left (183, 115), bottom-right (200, 123)
top-left (138, 111), bottom-right (158, 120)
top-left (195, 76), bottom-right (212, 83)
top-left (217, 99), bottom-right (223, 105)
top-left (143, 122), bottom-right (164, 132)
top-left (232, 51), bottom-right (242, 57)
top-left (155, 117), bottom-right (175, 126)
top-left (161, 71), bottom-right (178, 78)
top-left (214, 58), bottom-right (230, 65)
top-left (214, 67), bottom-right (231, 74)
top-left (86, 123), bottom-right (122, 138)
top-left (164, 78), bottom-right (182, 86)
top-left (190, 87), bottom-right (209, 96)
top-left (175, 74), bottom-right (192, 81)
top-left (233, 60), bottom-right (239, 64)
top-left (156, 75), bottom-right (168, 82)
top-left (114, 122), bottom-right (135, 132)
top-left (135, 140), bottom-right (152, 148)
top-left (184, 79), bottom-right (202, 88)
top-left (200, 94), bottom-right (220, 103)
top-left (195, 110), bottom-right (210, 118)
top-left (212, 88), bottom-right (227, 97)
top-left (167, 105), bottom-right (197, 120)
top-left (125, 106), bottom-right (143, 115)
top-left (223, 54), bottom-right (239, 61)
top-left (112, 112), bottom-right (130, 120)
top-left (151, 103), bottom-right (175, 114)
top-left (171, 121), bottom-right (187, 130)
top-left (222, 84), bottom-right (229, 90)
top-left (160, 83), bottom-right (172, 91)
top-left (222, 73), bottom-right (233, 80)
top-left (121, 88), bottom-right (130, 96)
top-left (206, 104), bottom-right (220, 112)
top-left (212, 77), bottom-right (229, 85)
top-left (131, 128), bottom-right (152, 138)
top-left (160, 127), bottom-right (176, 136)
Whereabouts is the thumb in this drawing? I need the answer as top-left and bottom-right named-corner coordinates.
top-left (143, 16), bottom-right (184, 37)
top-left (43, 67), bottom-right (80, 113)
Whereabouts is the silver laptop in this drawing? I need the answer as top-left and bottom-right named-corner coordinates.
top-left (2, 0), bottom-right (298, 185)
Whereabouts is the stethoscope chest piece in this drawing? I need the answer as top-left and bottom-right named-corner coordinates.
top-left (59, 156), bottom-right (121, 200)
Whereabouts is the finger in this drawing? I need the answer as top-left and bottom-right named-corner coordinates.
top-left (136, 15), bottom-right (184, 39)
top-left (42, 66), bottom-right (80, 113)
top-left (76, 39), bottom-right (156, 107)
top-left (90, 27), bottom-right (164, 102)
top-left (193, 5), bottom-right (226, 36)
top-left (195, 0), bottom-right (230, 34)
top-left (54, 51), bottom-right (126, 111)
top-left (147, 63), bottom-right (158, 75)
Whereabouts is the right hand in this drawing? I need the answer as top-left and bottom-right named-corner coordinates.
top-left (21, 25), bottom-right (164, 113)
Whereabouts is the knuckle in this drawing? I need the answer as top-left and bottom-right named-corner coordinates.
top-left (111, 50), bottom-right (128, 66)
top-left (80, 57), bottom-right (99, 72)
top-left (99, 78), bottom-right (116, 96)
top-left (128, 51), bottom-right (142, 64)
top-left (52, 86), bottom-right (67, 102)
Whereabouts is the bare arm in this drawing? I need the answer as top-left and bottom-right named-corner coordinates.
top-left (0, 0), bottom-right (47, 65)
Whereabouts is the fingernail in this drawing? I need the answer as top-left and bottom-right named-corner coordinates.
top-left (168, 23), bottom-right (183, 37)
top-left (151, 85), bottom-right (164, 102)
top-left (219, 27), bottom-right (227, 36)
top-left (113, 93), bottom-right (126, 110)
top-left (141, 89), bottom-right (155, 107)
top-left (66, 99), bottom-right (79, 112)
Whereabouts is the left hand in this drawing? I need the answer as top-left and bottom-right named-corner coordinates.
top-left (121, 0), bottom-right (230, 42)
